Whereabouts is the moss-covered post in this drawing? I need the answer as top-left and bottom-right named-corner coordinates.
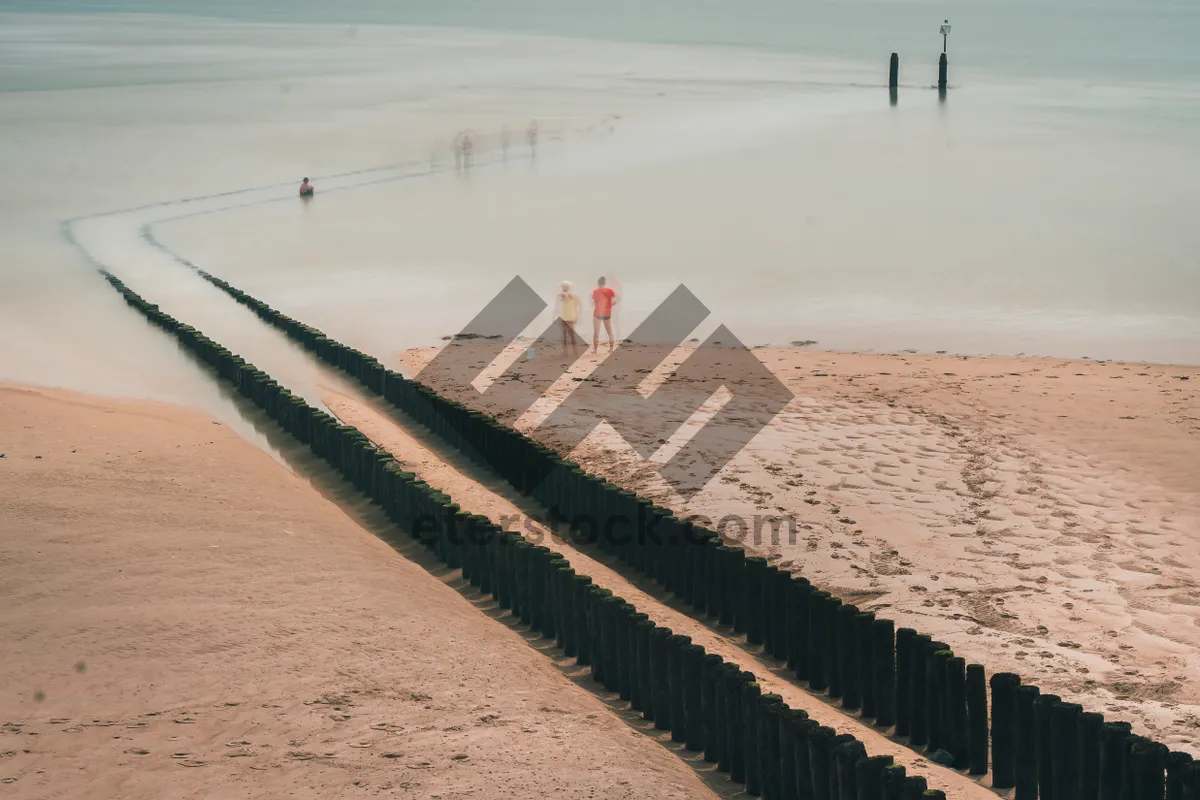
top-left (807, 725), bottom-right (835, 800)
top-left (1167, 752), bottom-right (1193, 800)
top-left (908, 634), bottom-right (931, 746)
top-left (702, 654), bottom-right (724, 763)
top-left (874, 617), bottom-right (896, 728)
top-left (883, 764), bottom-right (908, 800)
top-left (990, 672), bottom-right (1020, 788)
top-left (1035, 694), bottom-right (1062, 800)
top-left (944, 656), bottom-right (968, 768)
top-left (894, 627), bottom-right (916, 736)
top-left (1052, 702), bottom-right (1083, 800)
top-left (744, 680), bottom-right (764, 795)
top-left (837, 603), bottom-right (860, 709)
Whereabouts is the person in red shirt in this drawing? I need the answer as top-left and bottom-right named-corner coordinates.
top-left (591, 276), bottom-right (616, 354)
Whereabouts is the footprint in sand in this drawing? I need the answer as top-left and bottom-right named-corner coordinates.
top-left (370, 722), bottom-right (403, 732)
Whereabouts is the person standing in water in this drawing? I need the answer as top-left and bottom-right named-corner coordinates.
top-left (591, 276), bottom-right (616, 354)
top-left (527, 120), bottom-right (539, 158)
top-left (299, 177), bottom-right (314, 197)
top-left (461, 132), bottom-right (473, 171)
top-left (556, 281), bottom-right (581, 356)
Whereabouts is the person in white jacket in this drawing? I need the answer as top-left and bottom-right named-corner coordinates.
top-left (556, 281), bottom-right (581, 357)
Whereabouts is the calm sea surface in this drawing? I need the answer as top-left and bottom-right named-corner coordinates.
top-left (2, 0), bottom-right (1198, 410)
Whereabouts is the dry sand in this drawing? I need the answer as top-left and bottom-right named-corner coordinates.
top-left (323, 386), bottom-right (995, 798)
top-left (0, 383), bottom-right (717, 799)
top-left (402, 342), bottom-right (1200, 756)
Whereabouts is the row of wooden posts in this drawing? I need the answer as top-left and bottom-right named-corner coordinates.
top-left (100, 268), bottom-right (951, 799)
top-left (195, 266), bottom-right (1200, 800)
top-left (888, 52), bottom-right (949, 101)
top-left (99, 261), bottom-right (1200, 800)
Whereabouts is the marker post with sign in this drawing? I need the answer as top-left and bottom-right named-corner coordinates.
top-left (938, 19), bottom-right (951, 95)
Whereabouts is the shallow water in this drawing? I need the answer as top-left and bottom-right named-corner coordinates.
top-left (1, 4), bottom-right (1198, 416)
top-left (160, 80), bottom-right (1200, 364)
top-left (17, 0), bottom-right (1200, 83)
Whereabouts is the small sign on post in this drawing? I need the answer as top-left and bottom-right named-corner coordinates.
top-left (940, 19), bottom-right (952, 54)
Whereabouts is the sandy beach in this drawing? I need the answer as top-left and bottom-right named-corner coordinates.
top-left (0, 383), bottom-right (718, 798)
top-left (3, 338), bottom-right (1194, 800)
top-left (317, 381), bottom-right (995, 797)
top-left (403, 342), bottom-right (1200, 756)
top-left (4, 5), bottom-right (1200, 795)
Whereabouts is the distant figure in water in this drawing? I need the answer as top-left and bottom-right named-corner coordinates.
top-left (527, 120), bottom-right (539, 158)
top-left (299, 177), bottom-right (314, 197)
top-left (591, 276), bottom-right (616, 354)
top-left (556, 281), bottom-right (581, 356)
top-left (453, 131), bottom-right (473, 173)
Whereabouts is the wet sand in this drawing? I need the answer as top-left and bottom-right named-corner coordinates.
top-left (403, 342), bottom-right (1200, 755)
top-left (0, 383), bottom-right (716, 798)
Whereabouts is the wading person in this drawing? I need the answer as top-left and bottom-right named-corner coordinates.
top-left (556, 281), bottom-right (581, 357)
top-left (527, 120), bottom-right (538, 158)
top-left (299, 177), bottom-right (314, 197)
top-left (591, 276), bottom-right (616, 354)
top-left (461, 132), bottom-right (473, 171)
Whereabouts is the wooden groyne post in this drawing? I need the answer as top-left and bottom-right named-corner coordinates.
top-left (889, 52), bottom-right (899, 105)
top-left (938, 19), bottom-right (951, 99)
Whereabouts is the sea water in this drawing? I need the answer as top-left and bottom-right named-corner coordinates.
top-left (1, 0), bottom-right (1198, 408)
